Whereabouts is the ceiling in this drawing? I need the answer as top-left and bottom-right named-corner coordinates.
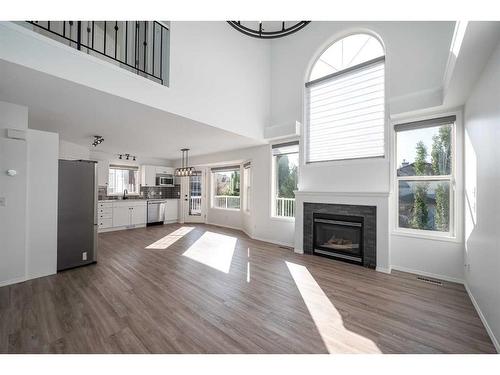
top-left (0, 60), bottom-right (264, 160)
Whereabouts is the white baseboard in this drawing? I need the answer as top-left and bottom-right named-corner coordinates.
top-left (464, 283), bottom-right (500, 353)
top-left (249, 235), bottom-right (294, 249)
top-left (0, 275), bottom-right (27, 288)
top-left (376, 266), bottom-right (392, 274)
top-left (390, 265), bottom-right (464, 284)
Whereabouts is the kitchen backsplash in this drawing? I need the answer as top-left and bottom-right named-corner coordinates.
top-left (98, 185), bottom-right (180, 200)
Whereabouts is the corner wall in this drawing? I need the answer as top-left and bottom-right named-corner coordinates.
top-left (463, 40), bottom-right (500, 351)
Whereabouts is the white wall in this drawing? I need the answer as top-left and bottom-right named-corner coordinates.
top-left (0, 101), bottom-right (28, 286)
top-left (26, 129), bottom-right (59, 279)
top-left (59, 139), bottom-right (90, 160)
top-left (0, 21), bottom-right (271, 140)
top-left (0, 101), bottom-right (58, 287)
top-left (463, 41), bottom-right (500, 351)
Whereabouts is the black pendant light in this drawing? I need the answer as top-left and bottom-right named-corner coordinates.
top-left (227, 21), bottom-right (310, 39)
top-left (175, 148), bottom-right (196, 177)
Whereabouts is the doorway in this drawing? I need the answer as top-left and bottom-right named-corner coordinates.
top-left (181, 170), bottom-right (206, 223)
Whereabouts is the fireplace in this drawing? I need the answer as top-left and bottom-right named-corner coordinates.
top-left (303, 202), bottom-right (376, 269)
top-left (313, 213), bottom-right (364, 264)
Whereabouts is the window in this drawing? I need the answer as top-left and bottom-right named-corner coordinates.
top-left (272, 142), bottom-right (299, 218)
top-left (108, 164), bottom-right (139, 195)
top-left (306, 33), bottom-right (385, 163)
top-left (395, 116), bottom-right (455, 235)
top-left (243, 162), bottom-right (251, 213)
top-left (211, 166), bottom-right (241, 210)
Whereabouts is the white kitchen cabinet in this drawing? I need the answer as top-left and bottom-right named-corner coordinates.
top-left (96, 160), bottom-right (109, 186)
top-left (131, 204), bottom-right (147, 225)
top-left (165, 199), bottom-right (179, 222)
top-left (112, 205), bottom-right (132, 227)
top-left (155, 166), bottom-right (174, 175)
top-left (140, 165), bottom-right (156, 187)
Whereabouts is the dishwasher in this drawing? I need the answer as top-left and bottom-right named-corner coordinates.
top-left (147, 199), bottom-right (167, 226)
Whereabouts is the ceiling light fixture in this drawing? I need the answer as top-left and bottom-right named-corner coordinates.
top-left (92, 135), bottom-right (104, 147)
top-left (227, 21), bottom-right (310, 39)
top-left (175, 148), bottom-right (196, 177)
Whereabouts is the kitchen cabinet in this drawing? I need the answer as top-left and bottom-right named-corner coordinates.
top-left (140, 165), bottom-right (156, 187)
top-left (100, 201), bottom-right (147, 232)
top-left (155, 166), bottom-right (174, 175)
top-left (96, 160), bottom-right (109, 186)
top-left (165, 199), bottom-right (179, 222)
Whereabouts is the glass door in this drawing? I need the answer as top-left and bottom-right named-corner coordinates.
top-left (182, 170), bottom-right (205, 223)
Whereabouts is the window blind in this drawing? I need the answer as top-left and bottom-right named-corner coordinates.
top-left (305, 56), bottom-right (385, 163)
top-left (272, 141), bottom-right (299, 156)
top-left (211, 165), bottom-right (240, 173)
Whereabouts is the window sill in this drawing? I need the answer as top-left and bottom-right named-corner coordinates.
top-left (210, 207), bottom-right (241, 212)
top-left (270, 216), bottom-right (295, 223)
top-left (392, 229), bottom-right (461, 243)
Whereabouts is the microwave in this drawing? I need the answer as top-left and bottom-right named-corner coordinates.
top-left (155, 174), bottom-right (174, 186)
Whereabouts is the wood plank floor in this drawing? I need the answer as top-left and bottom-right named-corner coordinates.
top-left (0, 223), bottom-right (496, 353)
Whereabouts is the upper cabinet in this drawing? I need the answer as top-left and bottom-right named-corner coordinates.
top-left (155, 166), bottom-right (174, 175)
top-left (96, 160), bottom-right (109, 186)
top-left (140, 165), bottom-right (174, 187)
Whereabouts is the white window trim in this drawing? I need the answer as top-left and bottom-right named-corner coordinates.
top-left (107, 165), bottom-right (140, 196)
top-left (391, 109), bottom-right (463, 242)
top-left (210, 167), bottom-right (242, 211)
top-left (243, 161), bottom-right (252, 215)
top-left (270, 141), bottom-right (299, 220)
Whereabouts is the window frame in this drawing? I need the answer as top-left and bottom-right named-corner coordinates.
top-left (107, 164), bottom-right (140, 196)
top-left (303, 32), bottom-right (388, 166)
top-left (210, 166), bottom-right (241, 211)
top-left (243, 162), bottom-right (251, 214)
top-left (271, 141), bottom-right (299, 221)
top-left (393, 114), bottom-right (460, 241)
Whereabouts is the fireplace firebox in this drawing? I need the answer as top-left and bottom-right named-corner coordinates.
top-left (313, 213), bottom-right (364, 264)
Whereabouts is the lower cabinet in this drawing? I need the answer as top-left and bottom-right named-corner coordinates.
top-left (165, 199), bottom-right (179, 222)
top-left (99, 201), bottom-right (147, 232)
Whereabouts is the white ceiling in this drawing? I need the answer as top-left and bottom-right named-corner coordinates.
top-left (0, 60), bottom-right (264, 160)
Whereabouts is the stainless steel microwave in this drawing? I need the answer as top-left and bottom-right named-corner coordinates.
top-left (156, 174), bottom-right (174, 186)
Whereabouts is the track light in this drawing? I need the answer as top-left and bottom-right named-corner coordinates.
top-left (92, 135), bottom-right (104, 147)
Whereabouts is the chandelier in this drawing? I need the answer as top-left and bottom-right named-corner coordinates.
top-left (227, 21), bottom-right (310, 39)
top-left (175, 148), bottom-right (196, 177)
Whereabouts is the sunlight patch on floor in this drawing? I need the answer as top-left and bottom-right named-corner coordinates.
top-left (285, 261), bottom-right (381, 353)
top-left (145, 227), bottom-right (194, 250)
top-left (182, 231), bottom-right (237, 273)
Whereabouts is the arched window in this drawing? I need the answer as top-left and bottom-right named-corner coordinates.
top-left (306, 33), bottom-right (385, 163)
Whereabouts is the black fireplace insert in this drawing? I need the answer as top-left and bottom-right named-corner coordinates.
top-left (313, 213), bottom-right (364, 264)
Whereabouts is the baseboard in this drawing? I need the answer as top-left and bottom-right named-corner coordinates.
top-left (465, 283), bottom-right (500, 353)
top-left (249, 234), bottom-right (294, 249)
top-left (0, 275), bottom-right (27, 288)
top-left (390, 265), bottom-right (465, 284)
top-left (205, 221), bottom-right (243, 232)
top-left (376, 266), bottom-right (392, 274)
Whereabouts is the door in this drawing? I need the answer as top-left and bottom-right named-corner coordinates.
top-left (181, 170), bottom-right (205, 223)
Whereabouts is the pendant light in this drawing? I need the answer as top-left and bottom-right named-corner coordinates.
top-left (175, 148), bottom-right (196, 177)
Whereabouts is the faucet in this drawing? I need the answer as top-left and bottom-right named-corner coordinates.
top-left (123, 189), bottom-right (128, 199)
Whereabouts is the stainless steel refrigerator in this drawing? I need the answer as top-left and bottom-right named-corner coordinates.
top-left (57, 159), bottom-right (98, 271)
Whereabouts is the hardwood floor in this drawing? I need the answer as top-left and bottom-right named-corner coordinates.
top-left (0, 223), bottom-right (496, 353)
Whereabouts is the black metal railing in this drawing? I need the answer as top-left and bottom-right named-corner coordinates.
top-left (26, 21), bottom-right (169, 86)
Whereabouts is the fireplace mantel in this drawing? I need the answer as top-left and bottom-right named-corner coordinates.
top-left (294, 190), bottom-right (391, 273)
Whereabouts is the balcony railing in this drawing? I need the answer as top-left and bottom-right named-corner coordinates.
top-left (190, 196), bottom-right (202, 215)
top-left (26, 21), bottom-right (169, 85)
top-left (275, 197), bottom-right (295, 218)
top-left (214, 195), bottom-right (241, 210)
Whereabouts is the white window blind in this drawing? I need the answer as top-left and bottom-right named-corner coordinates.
top-left (305, 56), bottom-right (385, 163)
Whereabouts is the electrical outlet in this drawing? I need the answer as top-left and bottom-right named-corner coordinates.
top-left (82, 252), bottom-right (87, 261)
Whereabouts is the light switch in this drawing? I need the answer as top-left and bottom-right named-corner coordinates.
top-left (0, 197), bottom-right (5, 207)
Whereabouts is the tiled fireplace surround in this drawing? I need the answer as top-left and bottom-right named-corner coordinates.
top-left (294, 191), bottom-right (391, 273)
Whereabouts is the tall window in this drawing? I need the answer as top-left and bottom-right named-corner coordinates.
top-left (395, 116), bottom-right (455, 234)
top-left (189, 173), bottom-right (202, 216)
top-left (243, 162), bottom-right (251, 213)
top-left (108, 165), bottom-right (139, 195)
top-left (272, 142), bottom-right (299, 218)
top-left (211, 166), bottom-right (241, 210)
top-left (306, 33), bottom-right (385, 163)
